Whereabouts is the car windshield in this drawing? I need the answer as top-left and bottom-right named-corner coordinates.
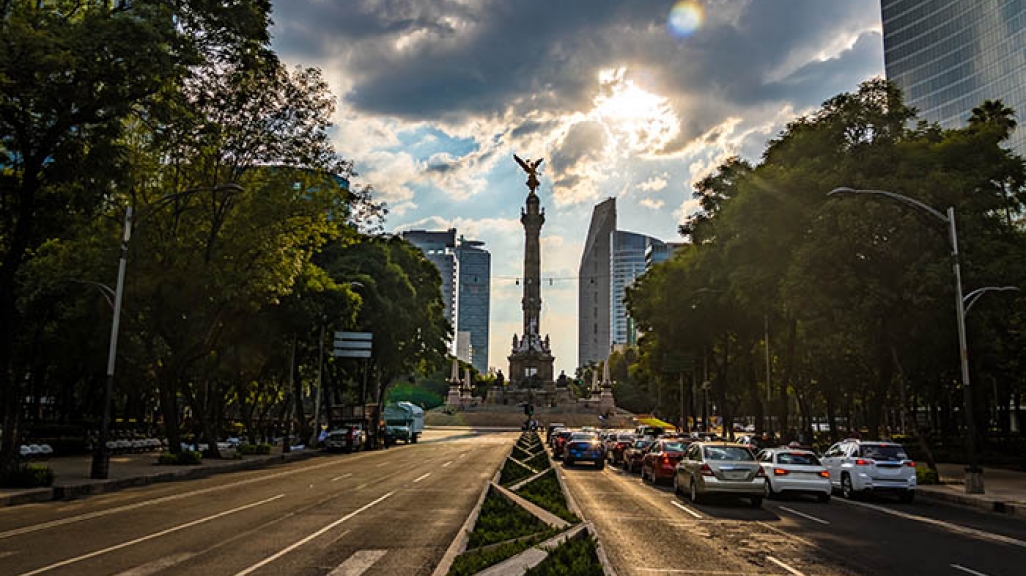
top-left (777, 452), bottom-right (820, 466)
top-left (704, 446), bottom-right (755, 461)
top-left (571, 433), bottom-right (596, 440)
top-left (634, 441), bottom-right (653, 449)
top-left (617, 434), bottom-right (636, 441)
top-left (662, 442), bottom-right (687, 452)
top-left (861, 444), bottom-right (908, 461)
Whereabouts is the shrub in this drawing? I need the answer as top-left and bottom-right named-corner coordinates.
top-left (238, 443), bottom-right (272, 456)
top-left (157, 451), bottom-right (202, 465)
top-left (511, 444), bottom-right (533, 461)
top-left (515, 469), bottom-right (579, 523)
top-left (467, 487), bottom-right (550, 549)
top-left (499, 458), bottom-right (534, 486)
top-left (916, 465), bottom-right (940, 485)
top-left (524, 450), bottom-right (550, 471)
top-left (0, 464), bottom-right (54, 488)
top-left (524, 534), bottom-right (604, 576)
top-left (447, 530), bottom-right (557, 576)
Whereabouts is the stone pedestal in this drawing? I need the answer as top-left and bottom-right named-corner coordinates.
top-left (446, 385), bottom-right (461, 407)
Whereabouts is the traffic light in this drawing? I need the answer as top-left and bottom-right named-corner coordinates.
top-left (523, 403), bottom-right (534, 416)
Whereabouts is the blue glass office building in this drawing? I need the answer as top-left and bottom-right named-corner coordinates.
top-left (881, 0), bottom-right (1026, 155)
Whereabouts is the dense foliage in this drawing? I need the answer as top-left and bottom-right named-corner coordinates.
top-left (467, 487), bottom-right (551, 549)
top-left (523, 535), bottom-right (604, 576)
top-left (515, 470), bottom-right (579, 523)
top-left (620, 80), bottom-right (1026, 466)
top-left (0, 1), bottom-right (450, 475)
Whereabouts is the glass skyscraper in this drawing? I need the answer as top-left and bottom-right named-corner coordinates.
top-left (454, 237), bottom-right (491, 373)
top-left (881, 0), bottom-right (1026, 155)
top-left (610, 231), bottom-right (664, 349)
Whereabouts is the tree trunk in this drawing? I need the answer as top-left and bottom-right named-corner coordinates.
top-left (890, 346), bottom-right (937, 471)
top-left (777, 315), bottom-right (797, 434)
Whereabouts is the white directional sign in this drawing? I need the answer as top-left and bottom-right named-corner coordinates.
top-left (334, 332), bottom-right (373, 358)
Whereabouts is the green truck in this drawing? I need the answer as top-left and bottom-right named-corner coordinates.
top-left (384, 401), bottom-right (425, 444)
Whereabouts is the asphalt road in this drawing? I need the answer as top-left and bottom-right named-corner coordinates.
top-left (560, 457), bottom-right (1026, 576)
top-left (0, 428), bottom-right (514, 576)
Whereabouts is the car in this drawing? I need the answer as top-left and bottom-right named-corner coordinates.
top-left (640, 439), bottom-right (689, 484)
top-left (323, 425), bottom-right (365, 453)
top-left (820, 439), bottom-right (916, 502)
top-left (623, 439), bottom-right (654, 473)
top-left (605, 433), bottom-right (637, 464)
top-left (564, 436), bottom-right (605, 468)
top-left (551, 429), bottom-right (575, 457)
top-left (635, 425), bottom-right (665, 439)
top-left (546, 422), bottom-right (566, 441)
top-left (674, 442), bottom-right (766, 507)
top-left (756, 447), bottom-right (831, 502)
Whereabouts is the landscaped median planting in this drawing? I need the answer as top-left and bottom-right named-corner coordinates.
top-left (440, 430), bottom-right (613, 576)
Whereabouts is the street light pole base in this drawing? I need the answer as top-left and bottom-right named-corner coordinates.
top-left (964, 468), bottom-right (985, 494)
top-left (90, 448), bottom-right (110, 480)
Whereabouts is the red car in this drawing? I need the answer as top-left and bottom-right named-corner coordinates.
top-left (551, 430), bottom-right (575, 458)
top-left (624, 439), bottom-right (654, 473)
top-left (641, 439), bottom-right (690, 484)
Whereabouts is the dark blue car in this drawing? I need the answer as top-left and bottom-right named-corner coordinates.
top-left (564, 437), bottom-right (605, 469)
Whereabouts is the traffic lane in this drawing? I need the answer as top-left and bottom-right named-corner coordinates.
top-left (0, 436), bottom-right (502, 576)
top-left (0, 428), bottom-right (481, 538)
top-left (241, 435), bottom-right (509, 576)
top-left (758, 494), bottom-right (1026, 576)
top-left (559, 462), bottom-right (819, 576)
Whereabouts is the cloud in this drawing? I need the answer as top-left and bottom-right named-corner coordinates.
top-left (638, 174), bottom-right (668, 192)
top-left (639, 198), bottom-right (665, 210)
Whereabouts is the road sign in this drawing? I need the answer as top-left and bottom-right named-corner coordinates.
top-left (334, 331), bottom-right (373, 359)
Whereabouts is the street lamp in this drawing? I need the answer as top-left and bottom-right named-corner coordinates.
top-left (90, 183), bottom-right (243, 479)
top-left (827, 186), bottom-right (1012, 494)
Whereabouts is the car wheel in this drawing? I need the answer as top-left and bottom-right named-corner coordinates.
top-left (899, 491), bottom-right (915, 503)
top-left (596, 460), bottom-right (605, 470)
top-left (841, 474), bottom-right (856, 500)
top-left (689, 479), bottom-right (702, 504)
top-left (750, 496), bottom-right (763, 508)
top-left (673, 475), bottom-right (680, 496)
top-left (764, 479), bottom-right (776, 500)
top-left (817, 492), bottom-right (831, 503)
top-left (566, 458), bottom-right (574, 467)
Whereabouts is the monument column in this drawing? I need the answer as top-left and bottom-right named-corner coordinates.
top-left (521, 192), bottom-right (544, 337)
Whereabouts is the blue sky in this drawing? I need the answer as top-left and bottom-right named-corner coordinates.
top-left (270, 0), bottom-right (885, 375)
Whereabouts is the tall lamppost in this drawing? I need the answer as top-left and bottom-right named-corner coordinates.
top-left (90, 183), bottom-right (243, 479)
top-left (827, 186), bottom-right (1017, 494)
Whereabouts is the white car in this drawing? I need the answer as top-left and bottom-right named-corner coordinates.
top-left (821, 439), bottom-right (916, 502)
top-left (756, 448), bottom-right (831, 502)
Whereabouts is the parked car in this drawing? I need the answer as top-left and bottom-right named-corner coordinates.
top-left (674, 442), bottom-right (766, 507)
top-left (323, 425), bottom-right (365, 453)
top-left (623, 439), bottom-right (654, 473)
top-left (640, 439), bottom-right (690, 485)
top-left (564, 436), bottom-right (605, 468)
top-left (820, 439), bottom-right (916, 502)
top-left (606, 433), bottom-right (637, 464)
top-left (756, 447), bottom-right (831, 502)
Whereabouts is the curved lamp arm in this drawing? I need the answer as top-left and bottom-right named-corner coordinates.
top-left (828, 187), bottom-right (948, 223)
top-left (963, 286), bottom-right (1021, 316)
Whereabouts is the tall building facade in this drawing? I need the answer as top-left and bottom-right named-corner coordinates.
top-left (881, 0), bottom-right (1026, 155)
top-left (454, 237), bottom-right (491, 372)
top-left (578, 198), bottom-right (616, 368)
top-left (401, 229), bottom-right (490, 370)
top-left (610, 231), bottom-right (665, 349)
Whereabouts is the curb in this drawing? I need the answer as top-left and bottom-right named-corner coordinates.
top-left (0, 449), bottom-right (326, 507)
top-left (917, 486), bottom-right (1025, 519)
top-left (547, 445), bottom-right (617, 576)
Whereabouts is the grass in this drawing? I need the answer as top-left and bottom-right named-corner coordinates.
top-left (916, 465), bottom-right (940, 485)
top-left (515, 469), bottom-right (579, 523)
top-left (467, 487), bottom-right (551, 549)
top-left (0, 463), bottom-right (53, 488)
top-left (448, 528), bottom-right (559, 576)
top-left (499, 457), bottom-right (535, 486)
top-left (512, 443), bottom-right (533, 462)
top-left (524, 535), bottom-right (605, 576)
top-left (524, 450), bottom-right (551, 471)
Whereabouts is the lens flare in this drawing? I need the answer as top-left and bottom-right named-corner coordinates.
top-left (668, 1), bottom-right (704, 38)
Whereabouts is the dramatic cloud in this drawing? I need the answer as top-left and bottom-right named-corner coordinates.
top-left (270, 0), bottom-right (885, 371)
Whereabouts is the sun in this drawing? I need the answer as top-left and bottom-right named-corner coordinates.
top-left (592, 68), bottom-right (679, 154)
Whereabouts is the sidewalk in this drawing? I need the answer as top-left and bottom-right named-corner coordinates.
top-left (916, 463), bottom-right (1026, 518)
top-left (0, 448), bottom-right (323, 507)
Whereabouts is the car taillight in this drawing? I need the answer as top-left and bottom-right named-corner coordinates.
top-left (617, 442), bottom-right (627, 449)
top-left (905, 461), bottom-right (916, 468)
top-left (773, 468), bottom-right (789, 476)
top-left (855, 458), bottom-right (872, 466)
top-left (818, 470), bottom-right (830, 478)
top-left (700, 463), bottom-right (714, 476)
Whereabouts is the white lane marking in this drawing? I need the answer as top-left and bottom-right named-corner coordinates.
top-left (951, 564), bottom-right (990, 576)
top-left (0, 454), bottom-right (369, 540)
top-left (459, 452), bottom-right (467, 458)
top-left (766, 555), bottom-right (805, 576)
top-left (413, 473), bottom-right (431, 484)
top-left (442, 461), bottom-right (453, 468)
top-left (670, 500), bottom-right (702, 519)
top-left (356, 483), bottom-right (369, 490)
top-left (16, 494), bottom-right (284, 576)
top-left (778, 505), bottom-right (830, 525)
top-left (838, 498), bottom-right (1026, 549)
top-left (231, 491), bottom-right (394, 576)
top-left (375, 462), bottom-right (389, 468)
top-left (112, 553), bottom-right (194, 576)
top-left (331, 473), bottom-right (353, 482)
top-left (327, 549), bottom-right (388, 576)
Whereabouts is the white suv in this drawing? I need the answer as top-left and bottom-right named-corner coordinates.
top-left (820, 439), bottom-right (916, 502)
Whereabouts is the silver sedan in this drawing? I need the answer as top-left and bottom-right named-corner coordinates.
top-left (674, 442), bottom-right (766, 507)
